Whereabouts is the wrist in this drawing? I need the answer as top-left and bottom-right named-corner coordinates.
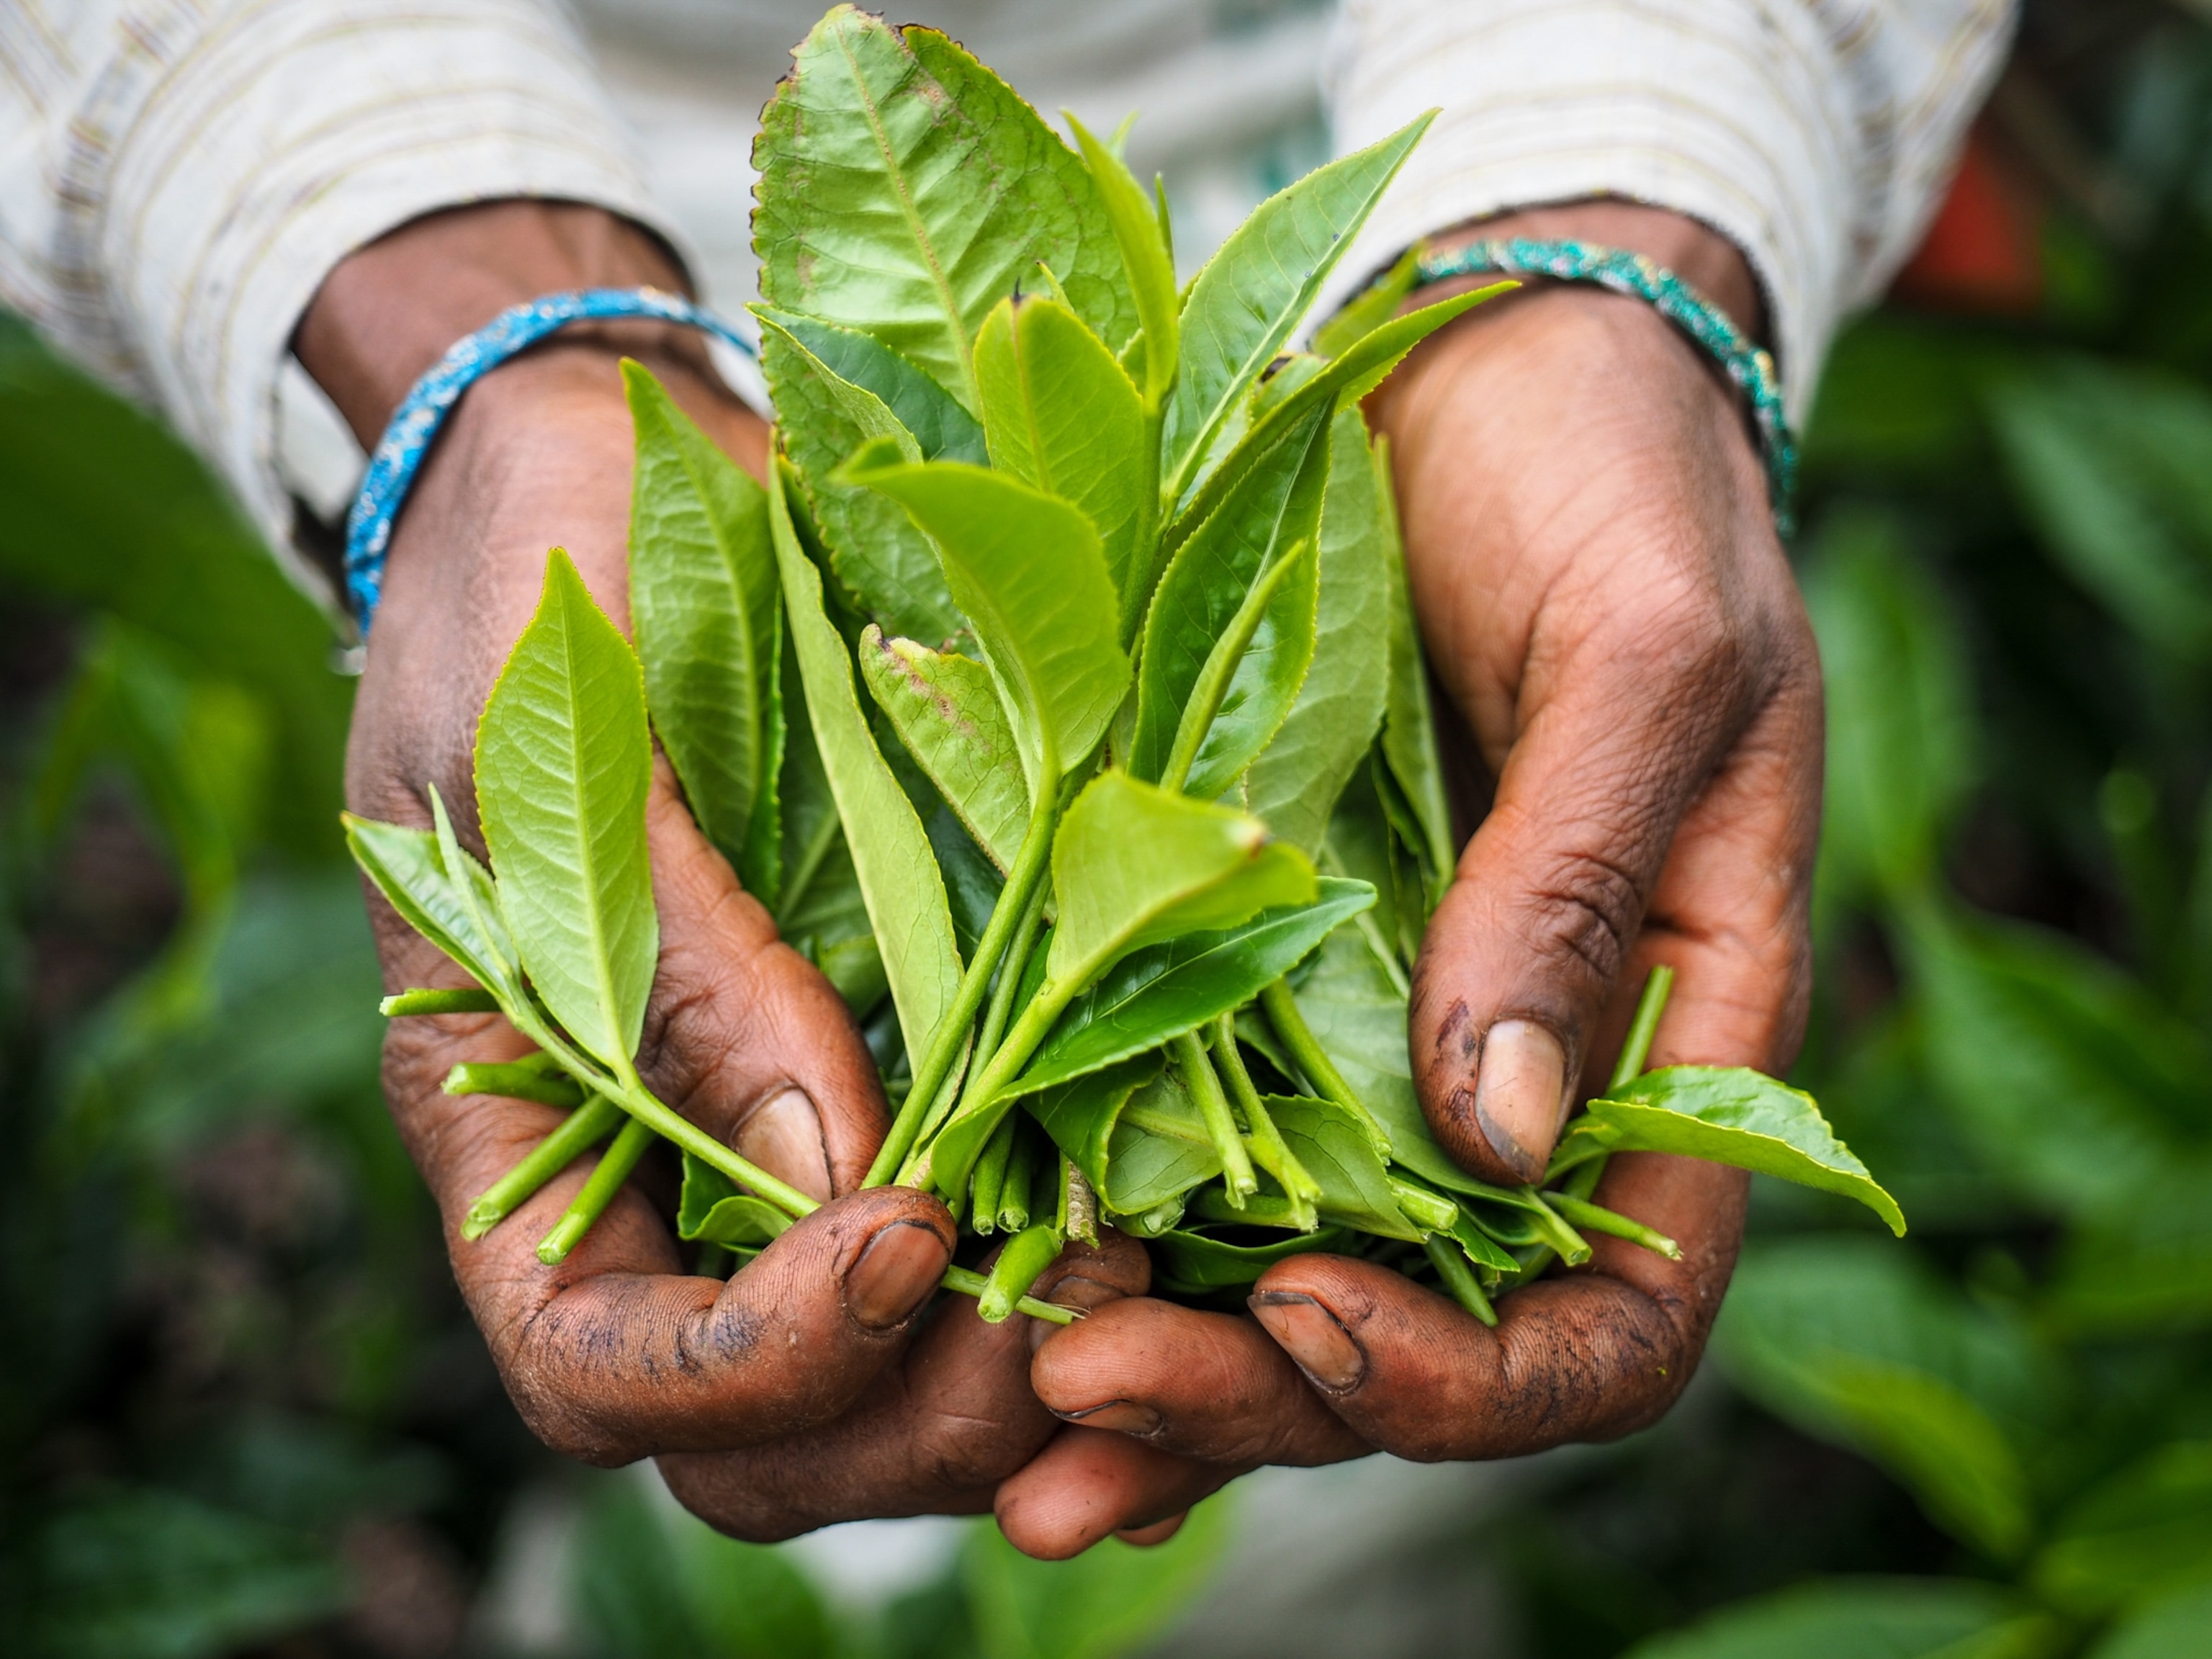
top-left (296, 199), bottom-right (724, 446)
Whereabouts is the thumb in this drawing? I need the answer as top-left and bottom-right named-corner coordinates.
top-left (1408, 651), bottom-right (1748, 1186)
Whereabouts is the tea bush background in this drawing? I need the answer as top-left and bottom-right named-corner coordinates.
top-left (1, 2), bottom-right (2208, 1653)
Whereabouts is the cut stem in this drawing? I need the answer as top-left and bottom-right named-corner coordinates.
top-left (998, 1120), bottom-right (1037, 1233)
top-left (1545, 1192), bottom-right (1681, 1259)
top-left (536, 1116), bottom-right (655, 1264)
top-left (1423, 1234), bottom-right (1498, 1326)
top-left (1159, 541), bottom-right (1308, 794)
top-left (941, 1264), bottom-right (1076, 1325)
top-left (462, 1094), bottom-right (623, 1240)
top-left (979, 1223), bottom-right (1064, 1323)
top-left (1173, 1030), bottom-right (1256, 1203)
top-left (1211, 1014), bottom-right (1320, 1213)
top-left (444, 1061), bottom-right (586, 1110)
top-left (866, 759), bottom-right (1061, 1187)
top-left (383, 986), bottom-right (500, 1016)
top-left (1258, 978), bottom-right (1390, 1147)
top-left (970, 1114), bottom-right (1017, 1236)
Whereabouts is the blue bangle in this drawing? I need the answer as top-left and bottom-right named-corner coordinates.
top-left (1413, 238), bottom-right (1797, 538)
top-left (343, 286), bottom-right (758, 634)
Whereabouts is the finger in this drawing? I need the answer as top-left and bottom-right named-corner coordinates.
top-left (659, 1231), bottom-right (1154, 1540)
top-left (1117, 1514), bottom-right (1187, 1547)
top-left (637, 778), bottom-right (890, 1198)
top-left (1247, 1153), bottom-right (1748, 1461)
top-left (994, 1426), bottom-right (1241, 1560)
top-left (1030, 1296), bottom-right (1368, 1467)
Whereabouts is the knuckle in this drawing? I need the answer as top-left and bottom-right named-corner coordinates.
top-left (1518, 844), bottom-right (1644, 989)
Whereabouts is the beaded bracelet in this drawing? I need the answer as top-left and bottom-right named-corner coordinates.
top-left (343, 287), bottom-right (759, 634)
top-left (1415, 238), bottom-right (1797, 536)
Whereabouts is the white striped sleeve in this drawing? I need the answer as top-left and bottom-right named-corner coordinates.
top-left (0, 0), bottom-right (688, 575)
top-left (1322, 0), bottom-right (2018, 421)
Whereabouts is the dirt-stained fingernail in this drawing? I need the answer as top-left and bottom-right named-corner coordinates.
top-left (1061, 1400), bottom-right (1161, 1436)
top-left (843, 1220), bottom-right (948, 1330)
top-left (734, 1087), bottom-right (833, 1203)
top-left (1250, 1291), bottom-right (1366, 1390)
top-left (1472, 1020), bottom-right (1568, 1184)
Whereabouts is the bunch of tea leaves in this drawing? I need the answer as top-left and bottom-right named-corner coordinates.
top-left (349, 4), bottom-right (1902, 1328)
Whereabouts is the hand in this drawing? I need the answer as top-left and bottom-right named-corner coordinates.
top-left (1011, 202), bottom-right (1821, 1514)
top-left (305, 203), bottom-right (1145, 1537)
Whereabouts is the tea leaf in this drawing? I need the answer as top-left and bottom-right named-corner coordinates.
top-left (1014, 878), bottom-right (1375, 1096)
top-left (624, 364), bottom-right (784, 898)
top-left (1066, 112), bottom-right (1179, 408)
top-left (759, 320), bottom-right (961, 646)
top-left (1246, 409), bottom-right (1393, 851)
top-left (2034, 1441), bottom-right (2212, 1615)
top-left (769, 459), bottom-right (962, 1063)
top-left (341, 816), bottom-right (513, 997)
top-left (1622, 1579), bottom-right (2036, 1659)
top-left (1132, 406), bottom-right (1331, 788)
top-left (974, 295), bottom-right (1150, 620)
top-left (1161, 113), bottom-right (1433, 500)
top-left (474, 550), bottom-right (657, 1072)
top-left (856, 627), bottom-right (1030, 871)
top-left (750, 306), bottom-right (985, 464)
top-left (675, 1152), bottom-right (797, 1247)
top-left (1030, 1053), bottom-right (1226, 1217)
top-left (1562, 1067), bottom-right (1906, 1235)
top-left (1268, 1093), bottom-right (1419, 1239)
top-left (844, 449), bottom-right (1130, 774)
top-left (753, 7), bottom-right (1134, 411)
top-left (1377, 435), bottom-right (1453, 898)
top-left (1153, 1226), bottom-right (1356, 1294)
top-left (1163, 534), bottom-right (1319, 801)
top-left (1313, 245), bottom-right (1421, 359)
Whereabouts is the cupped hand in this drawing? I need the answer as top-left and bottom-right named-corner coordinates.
top-left (305, 203), bottom-right (1144, 1539)
top-left (1012, 203), bottom-right (1822, 1522)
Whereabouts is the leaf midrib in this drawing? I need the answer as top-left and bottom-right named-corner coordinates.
top-left (831, 19), bottom-right (976, 409)
top-left (555, 578), bottom-right (631, 1073)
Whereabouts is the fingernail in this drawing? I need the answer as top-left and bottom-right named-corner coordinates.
top-left (1250, 1292), bottom-right (1366, 1390)
top-left (1062, 1400), bottom-right (1162, 1436)
top-left (844, 1220), bottom-right (948, 1329)
top-left (734, 1087), bottom-right (833, 1202)
top-left (1473, 1020), bottom-right (1568, 1184)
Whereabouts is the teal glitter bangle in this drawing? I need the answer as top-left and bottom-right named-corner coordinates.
top-left (1415, 238), bottom-right (1797, 537)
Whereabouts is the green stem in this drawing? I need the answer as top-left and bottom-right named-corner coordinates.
top-left (444, 1061), bottom-right (586, 1110)
top-left (979, 1223), bottom-right (1064, 1323)
top-left (899, 971), bottom-right (1073, 1193)
top-left (1423, 1234), bottom-right (1499, 1326)
top-left (941, 1264), bottom-right (1076, 1325)
top-left (1609, 965), bottom-right (1676, 1092)
top-left (1258, 977), bottom-right (1390, 1147)
top-left (1159, 542), bottom-right (1308, 794)
top-left (1122, 404), bottom-right (1166, 651)
top-left (383, 986), bottom-right (500, 1016)
top-left (866, 760), bottom-right (1063, 1187)
top-left (971, 876), bottom-right (1049, 1089)
top-left (1545, 1192), bottom-right (1681, 1259)
top-left (997, 1120), bottom-right (1038, 1233)
top-left (536, 1117), bottom-right (655, 1264)
top-left (1211, 1015), bottom-right (1320, 1213)
top-left (1519, 1190), bottom-right (1592, 1266)
top-left (462, 1094), bottom-right (623, 1241)
top-left (1191, 1187), bottom-right (1309, 1228)
top-left (970, 1113), bottom-right (1016, 1235)
top-left (1173, 1030), bottom-right (1257, 1202)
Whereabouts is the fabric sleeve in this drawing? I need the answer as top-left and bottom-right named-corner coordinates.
top-left (1321, 0), bottom-right (2018, 421)
top-left (0, 0), bottom-right (687, 578)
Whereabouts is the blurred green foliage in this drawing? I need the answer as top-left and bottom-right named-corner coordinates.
top-left (5, 12), bottom-right (2212, 1655)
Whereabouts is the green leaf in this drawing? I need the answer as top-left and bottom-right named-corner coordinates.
top-left (624, 363), bottom-right (784, 898)
top-left (1563, 1066), bottom-right (1905, 1235)
top-left (1133, 407), bottom-right (1331, 788)
top-left (1989, 357), bottom-right (2212, 661)
top-left (961, 1493), bottom-right (1231, 1659)
top-left (1162, 533), bottom-right (1319, 801)
top-left (1267, 1093), bottom-right (1418, 1239)
top-left (675, 1152), bottom-right (799, 1248)
top-left (1377, 437), bottom-right (1452, 898)
top-left (974, 296), bottom-right (1150, 622)
top-left (1245, 409), bottom-right (1394, 851)
top-left (1622, 1578), bottom-right (2044, 1659)
top-left (341, 816), bottom-right (510, 996)
top-left (758, 319), bottom-right (961, 646)
top-left (857, 626), bottom-right (1031, 871)
top-left (1152, 1226), bottom-right (1356, 1293)
top-left (2086, 1582), bottom-right (2212, 1659)
top-left (1030, 1053), bottom-right (1226, 1217)
top-left (474, 550), bottom-right (658, 1071)
top-left (1015, 878), bottom-right (1375, 1097)
top-left (750, 306), bottom-right (985, 464)
top-left (752, 7), bottom-right (1136, 413)
top-left (1065, 112), bottom-right (1178, 408)
top-left (1804, 513), bottom-right (1977, 907)
top-left (1161, 113), bottom-right (1432, 501)
top-left (1715, 1237), bottom-right (2053, 1559)
top-left (845, 450), bottom-right (1132, 775)
top-left (1313, 245), bottom-right (1421, 359)
top-left (2046, 1157), bottom-right (2212, 1336)
top-left (1045, 771), bottom-right (1316, 994)
top-left (2035, 1442), bottom-right (2212, 1616)
top-left (769, 461), bottom-right (963, 1064)
top-left (1902, 901), bottom-right (2208, 1218)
